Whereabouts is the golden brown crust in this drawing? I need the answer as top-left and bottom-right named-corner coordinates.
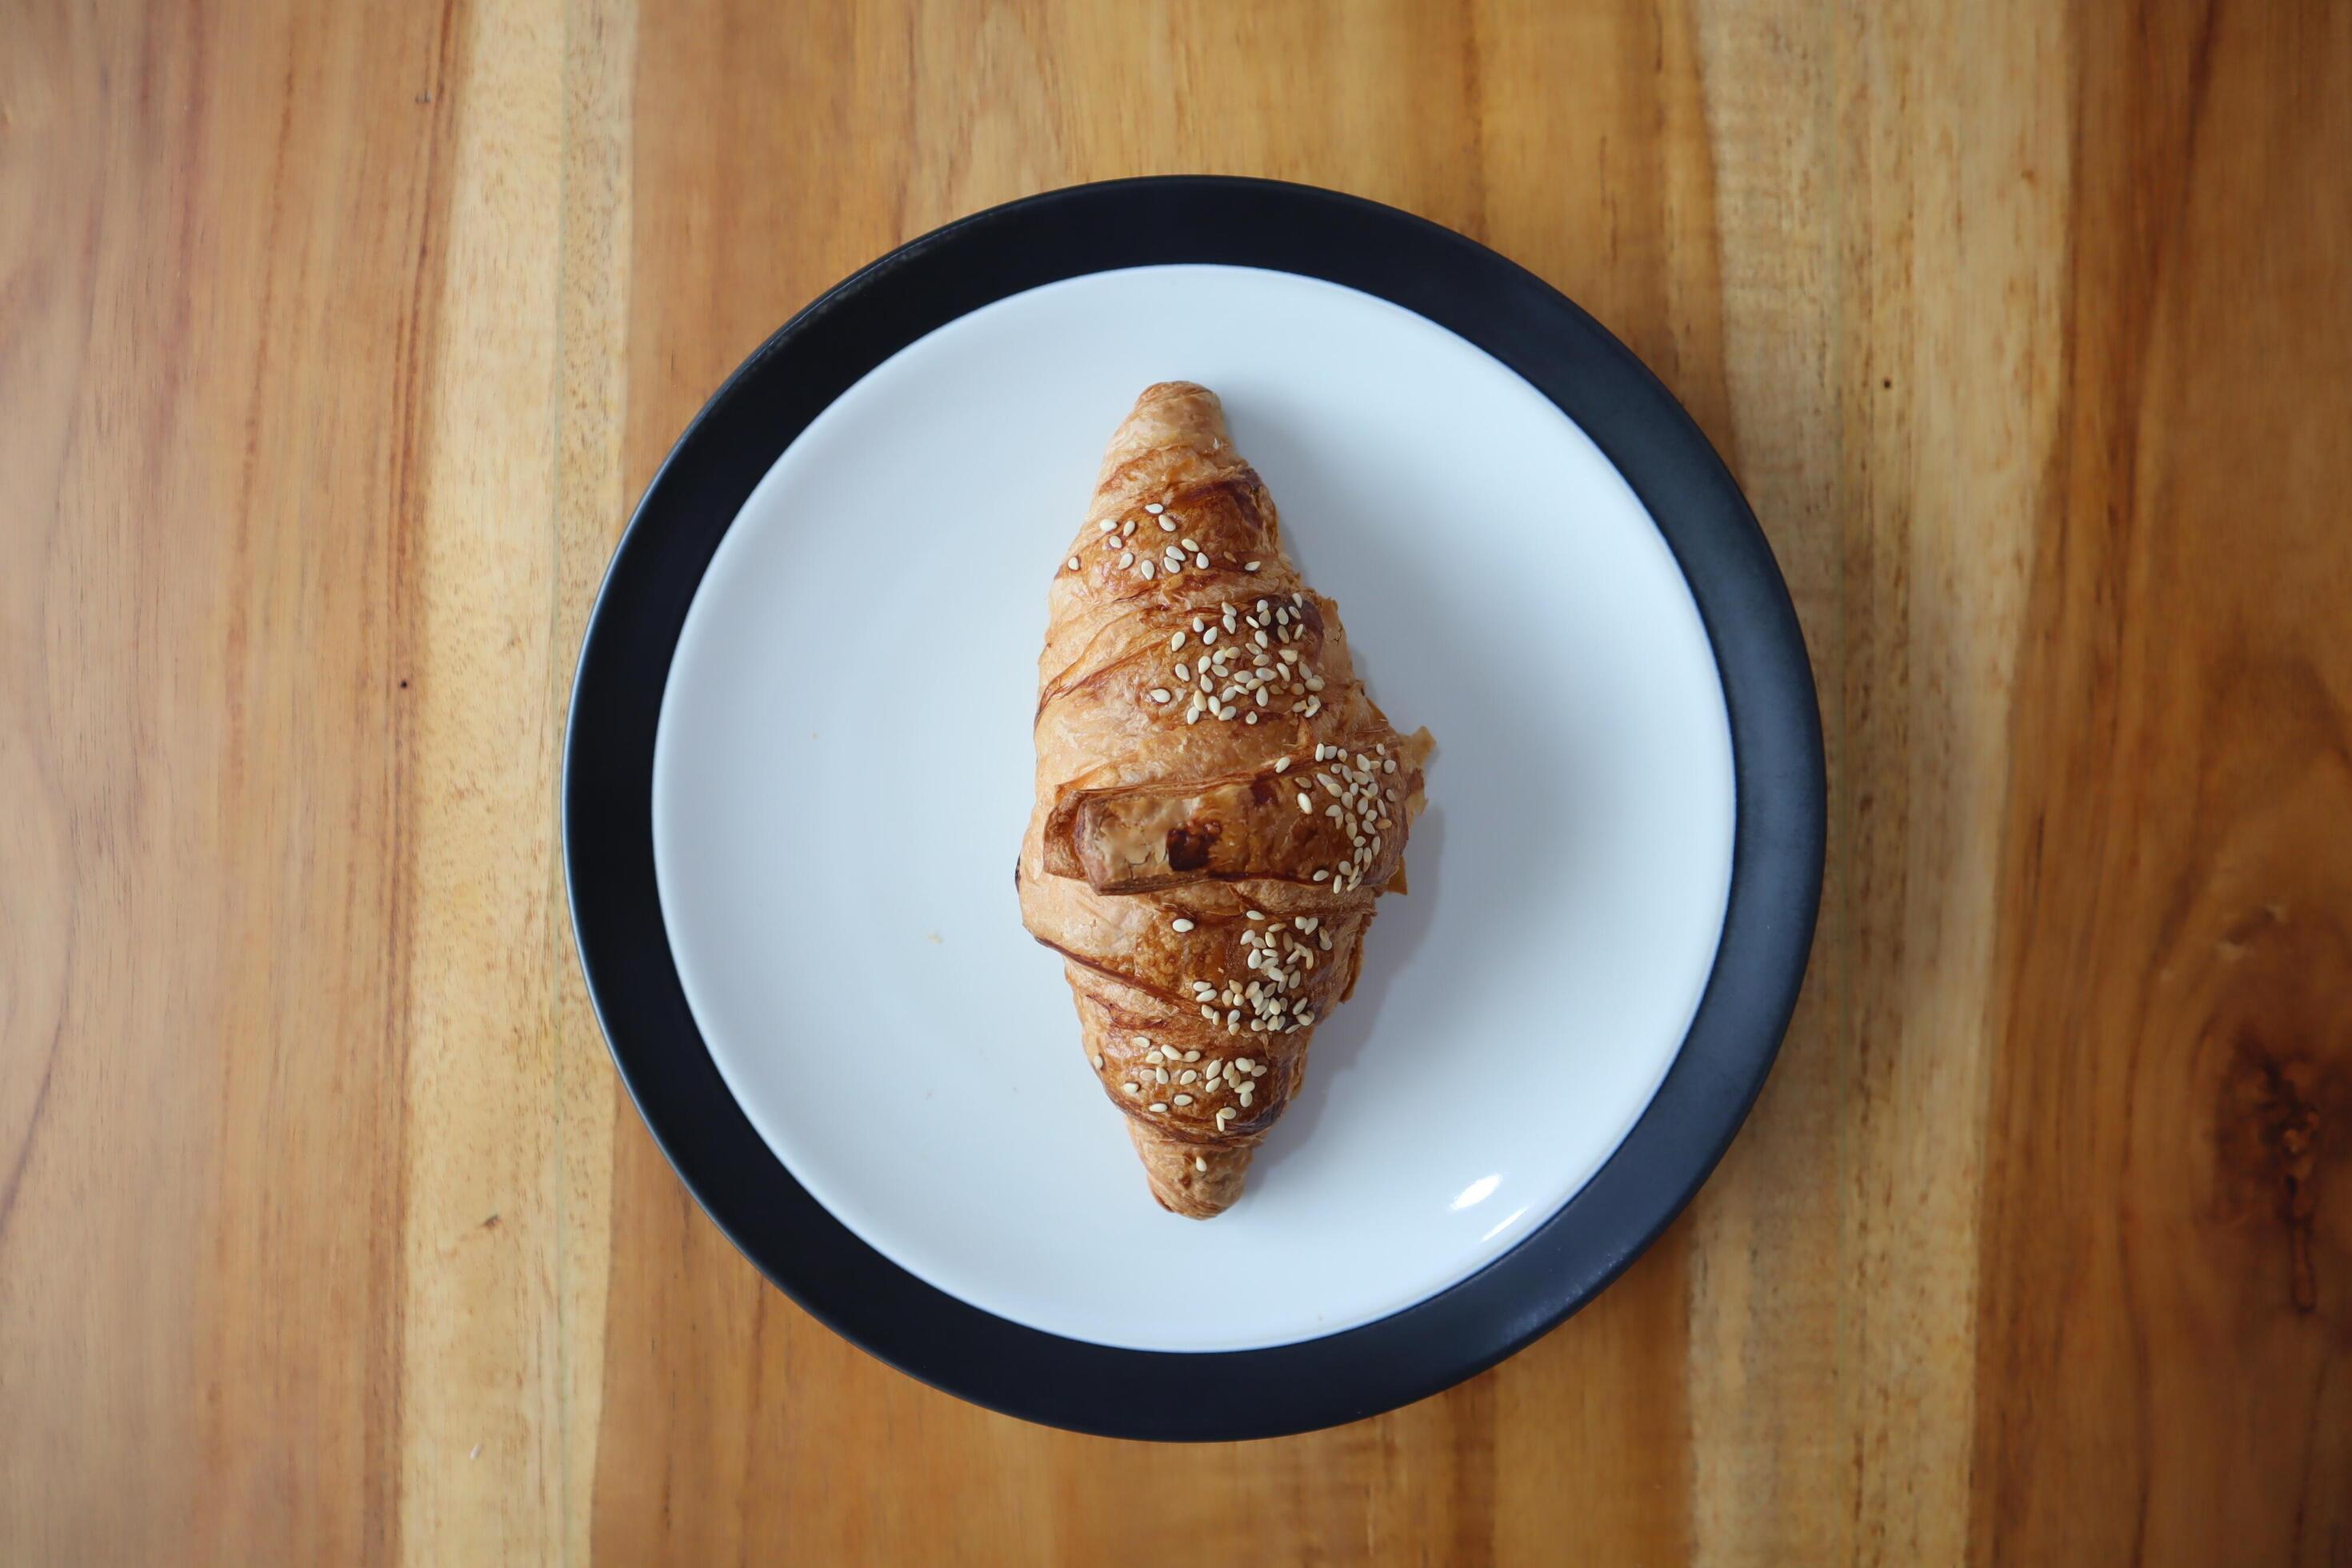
top-left (1018, 382), bottom-right (1432, 1218)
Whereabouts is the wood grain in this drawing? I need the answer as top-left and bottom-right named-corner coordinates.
top-left (2, 0), bottom-right (2346, 1561)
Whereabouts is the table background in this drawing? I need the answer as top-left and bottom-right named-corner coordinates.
top-left (5, 0), bottom-right (2348, 1562)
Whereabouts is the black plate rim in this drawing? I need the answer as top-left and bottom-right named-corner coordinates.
top-left (562, 174), bottom-right (1825, 1442)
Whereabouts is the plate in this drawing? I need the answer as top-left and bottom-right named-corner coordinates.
top-left (565, 177), bottom-right (1823, 1438)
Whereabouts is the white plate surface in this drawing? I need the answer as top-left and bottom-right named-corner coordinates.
top-left (653, 265), bottom-right (1734, 1352)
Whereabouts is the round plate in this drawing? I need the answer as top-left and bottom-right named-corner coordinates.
top-left (566, 177), bottom-right (1823, 1438)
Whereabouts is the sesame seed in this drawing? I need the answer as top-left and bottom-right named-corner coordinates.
top-left (1156, 1067), bottom-right (1170, 1083)
top-left (1180, 537), bottom-right (1198, 551)
top-left (1219, 705), bottom-right (1238, 720)
top-left (1314, 869), bottom-right (1330, 882)
top-left (1191, 616), bottom-right (1205, 632)
top-left (1195, 1156), bottom-right (1208, 1172)
top-left (1247, 910), bottom-right (1264, 920)
top-left (1143, 560), bottom-right (1159, 579)
top-left (1202, 626), bottom-right (1216, 644)
top-left (1172, 918), bottom-right (1194, 932)
top-left (1385, 758), bottom-right (1398, 773)
top-left (1123, 1082), bottom-right (1141, 1094)
top-left (1181, 1070), bottom-right (1198, 1084)
top-left (1092, 1053), bottom-right (1105, 1068)
top-left (1174, 1094), bottom-right (1193, 1106)
top-left (1184, 1050), bottom-right (1200, 1061)
top-left (1123, 518), bottom-right (1137, 535)
top-left (1274, 757), bottom-right (1291, 774)
top-left (1066, 556), bottom-right (1081, 571)
top-left (1150, 1102), bottom-right (1168, 1113)
top-left (1201, 1005), bottom-right (1218, 1020)
top-left (1226, 1009), bottom-right (1240, 1026)
top-left (1158, 517), bottom-right (1176, 532)
top-left (1245, 561), bottom-right (1261, 572)
top-left (1319, 933), bottom-right (1333, 950)
top-left (1146, 503), bottom-right (1165, 514)
top-left (1194, 552), bottom-right (1209, 568)
top-left (1305, 697), bottom-right (1322, 717)
top-left (1149, 688), bottom-right (1171, 703)
top-left (1297, 792), bottom-right (1312, 812)
top-left (1170, 631), bottom-right (1186, 652)
top-left (1217, 1108), bottom-right (1235, 1127)
top-left (1186, 708), bottom-right (1202, 725)
top-left (1119, 550), bottom-right (1134, 567)
top-left (1098, 518), bottom-right (1117, 533)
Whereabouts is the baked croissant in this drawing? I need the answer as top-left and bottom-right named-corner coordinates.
top-left (1018, 382), bottom-right (1433, 1218)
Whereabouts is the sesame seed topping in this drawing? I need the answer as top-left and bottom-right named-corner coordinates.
top-left (1148, 688), bottom-right (1171, 703)
top-left (1156, 1067), bottom-right (1170, 1083)
top-left (1186, 708), bottom-right (1202, 725)
top-left (1172, 918), bottom-right (1194, 932)
top-left (1149, 1102), bottom-right (1168, 1113)
top-left (1385, 758), bottom-right (1398, 773)
top-left (1202, 1005), bottom-right (1218, 1020)
top-left (1195, 1156), bottom-right (1209, 1172)
top-left (1123, 1082), bottom-right (1141, 1094)
top-left (1202, 626), bottom-right (1216, 644)
top-left (1174, 1094), bottom-right (1194, 1106)
top-left (1066, 556), bottom-right (1082, 571)
top-left (1146, 503), bottom-right (1165, 514)
top-left (1139, 560), bottom-right (1155, 579)
top-left (1184, 1050), bottom-right (1200, 1061)
top-left (1314, 869), bottom-right (1330, 882)
top-left (1092, 1053), bottom-right (1105, 1068)
top-left (1274, 757), bottom-right (1291, 774)
top-left (1180, 1070), bottom-right (1198, 1084)
top-left (1190, 616), bottom-right (1205, 632)
top-left (1123, 518), bottom-right (1137, 535)
top-left (1245, 561), bottom-right (1261, 572)
top-left (1297, 792), bottom-right (1312, 812)
top-left (1247, 910), bottom-right (1264, 921)
top-left (1118, 550), bottom-right (1134, 567)
top-left (1217, 1108), bottom-right (1235, 1127)
top-left (1098, 518), bottom-right (1117, 533)
top-left (1195, 552), bottom-right (1209, 568)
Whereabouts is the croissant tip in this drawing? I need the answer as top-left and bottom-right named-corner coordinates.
top-left (1126, 1119), bottom-right (1254, 1218)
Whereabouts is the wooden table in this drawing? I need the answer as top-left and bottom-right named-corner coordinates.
top-left (6, 1), bottom-right (2348, 1561)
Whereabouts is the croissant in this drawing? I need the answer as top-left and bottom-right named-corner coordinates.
top-left (1018, 382), bottom-right (1433, 1218)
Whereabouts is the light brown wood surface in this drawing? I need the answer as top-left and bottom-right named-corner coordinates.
top-left (4, 0), bottom-right (2347, 1562)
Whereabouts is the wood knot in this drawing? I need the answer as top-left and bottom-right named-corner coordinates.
top-left (2217, 1038), bottom-right (2341, 1312)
